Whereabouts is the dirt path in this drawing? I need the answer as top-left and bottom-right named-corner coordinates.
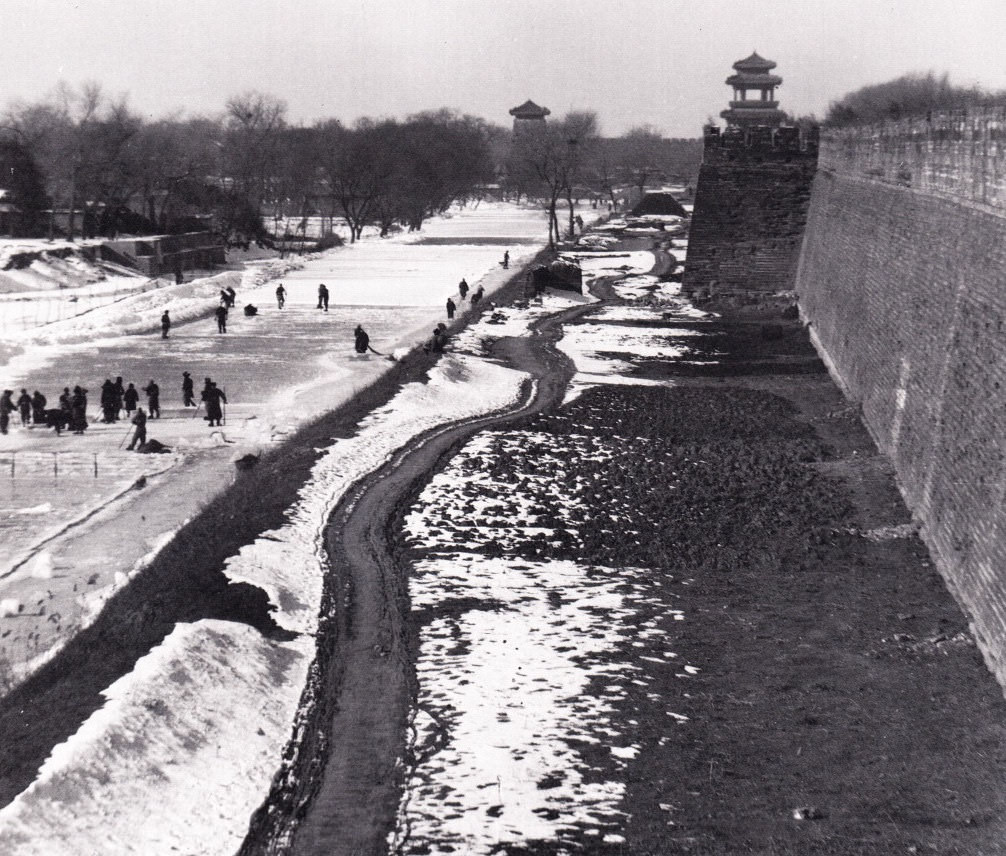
top-left (239, 294), bottom-right (605, 855)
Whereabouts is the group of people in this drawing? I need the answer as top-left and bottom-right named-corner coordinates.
top-left (449, 277), bottom-right (485, 320)
top-left (1, 384), bottom-right (107, 436)
top-left (0, 372), bottom-right (229, 448)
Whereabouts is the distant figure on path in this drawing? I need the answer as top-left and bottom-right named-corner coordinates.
top-left (458, 278), bottom-right (469, 301)
top-left (203, 382), bottom-right (227, 427)
top-left (161, 310), bottom-right (171, 339)
top-left (471, 285), bottom-right (484, 307)
top-left (127, 407), bottom-right (147, 451)
top-left (354, 324), bottom-right (370, 354)
top-left (276, 284), bottom-right (286, 309)
top-left (143, 380), bottom-right (160, 419)
top-left (318, 284), bottom-right (329, 311)
top-left (215, 304), bottom-right (228, 333)
top-left (225, 286), bottom-right (237, 308)
top-left (502, 250), bottom-right (509, 269)
top-left (59, 387), bottom-right (71, 415)
top-left (0, 390), bottom-right (14, 434)
top-left (16, 389), bottom-right (31, 426)
top-left (182, 372), bottom-right (196, 407)
top-left (124, 382), bottom-right (139, 415)
top-left (31, 390), bottom-right (46, 425)
top-left (446, 297), bottom-right (456, 320)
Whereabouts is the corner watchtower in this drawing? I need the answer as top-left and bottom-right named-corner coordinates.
top-left (721, 52), bottom-right (786, 128)
top-left (683, 53), bottom-right (819, 300)
top-left (509, 100), bottom-right (550, 135)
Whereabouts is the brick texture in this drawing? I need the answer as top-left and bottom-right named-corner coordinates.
top-left (797, 119), bottom-right (1006, 684)
top-left (683, 145), bottom-right (817, 296)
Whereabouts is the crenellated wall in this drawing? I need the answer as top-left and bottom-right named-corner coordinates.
top-left (682, 125), bottom-right (818, 297)
top-left (796, 107), bottom-right (1006, 685)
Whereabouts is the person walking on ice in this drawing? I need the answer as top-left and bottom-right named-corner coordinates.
top-left (446, 297), bottom-right (456, 320)
top-left (0, 390), bottom-right (15, 434)
top-left (317, 283), bottom-right (329, 311)
top-left (203, 382), bottom-right (227, 427)
top-left (30, 390), bottom-right (46, 425)
top-left (458, 278), bottom-right (469, 301)
top-left (276, 283), bottom-right (286, 309)
top-left (182, 371), bottom-right (196, 407)
top-left (502, 250), bottom-right (509, 269)
top-left (161, 310), bottom-right (171, 339)
top-left (123, 382), bottom-right (139, 416)
top-left (16, 389), bottom-right (31, 426)
top-left (127, 407), bottom-right (147, 451)
top-left (215, 303), bottom-right (228, 333)
top-left (143, 379), bottom-right (160, 419)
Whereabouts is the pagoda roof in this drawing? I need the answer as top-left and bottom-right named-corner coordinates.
top-left (732, 51), bottom-right (777, 72)
top-left (509, 99), bottom-right (551, 119)
top-left (727, 71), bottom-right (782, 87)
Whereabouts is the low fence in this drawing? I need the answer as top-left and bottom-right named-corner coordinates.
top-left (0, 450), bottom-right (158, 480)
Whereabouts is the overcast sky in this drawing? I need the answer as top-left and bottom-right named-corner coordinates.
top-left (4, 0), bottom-right (1005, 136)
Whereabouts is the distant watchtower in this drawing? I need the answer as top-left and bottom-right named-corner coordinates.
top-left (682, 53), bottom-right (819, 300)
top-left (721, 52), bottom-right (786, 129)
top-left (509, 100), bottom-right (550, 135)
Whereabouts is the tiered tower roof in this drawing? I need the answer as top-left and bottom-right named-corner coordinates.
top-left (720, 52), bottom-right (787, 128)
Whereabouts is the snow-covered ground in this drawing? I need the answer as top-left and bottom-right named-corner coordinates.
top-left (392, 239), bottom-right (710, 853)
top-left (0, 203), bottom-right (695, 854)
top-left (0, 201), bottom-right (573, 855)
top-left (0, 201), bottom-right (553, 694)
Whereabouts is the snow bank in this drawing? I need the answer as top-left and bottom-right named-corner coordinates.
top-left (0, 350), bottom-right (529, 855)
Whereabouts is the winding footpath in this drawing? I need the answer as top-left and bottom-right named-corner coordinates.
top-left (240, 291), bottom-right (611, 855)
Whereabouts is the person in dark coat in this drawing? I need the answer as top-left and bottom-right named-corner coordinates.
top-left (100, 379), bottom-right (116, 423)
top-left (215, 304), bottom-right (228, 333)
top-left (143, 380), bottom-right (160, 419)
top-left (354, 324), bottom-right (370, 354)
top-left (225, 286), bottom-right (237, 308)
top-left (317, 284), bottom-right (329, 311)
top-left (203, 382), bottom-right (227, 426)
top-left (446, 297), bottom-right (456, 320)
top-left (458, 278), bottom-right (469, 301)
top-left (182, 372), bottom-right (195, 407)
top-left (502, 250), bottom-right (509, 269)
top-left (161, 310), bottom-right (171, 339)
top-left (70, 386), bottom-right (88, 434)
top-left (127, 407), bottom-right (147, 451)
top-left (31, 390), bottom-right (46, 425)
top-left (113, 377), bottom-right (125, 420)
top-left (58, 387), bottom-right (71, 415)
top-left (471, 285), bottom-right (484, 306)
top-left (275, 284), bottom-right (286, 309)
top-left (123, 383), bottom-right (139, 415)
top-left (0, 390), bottom-right (14, 434)
top-left (16, 389), bottom-right (31, 426)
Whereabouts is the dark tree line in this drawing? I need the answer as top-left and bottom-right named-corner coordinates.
top-left (0, 82), bottom-right (701, 245)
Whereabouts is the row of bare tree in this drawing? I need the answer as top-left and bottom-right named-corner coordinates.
top-left (0, 83), bottom-right (700, 244)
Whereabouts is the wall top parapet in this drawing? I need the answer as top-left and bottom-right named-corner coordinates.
top-left (818, 105), bottom-right (1006, 216)
top-left (821, 106), bottom-right (1006, 146)
top-left (703, 124), bottom-right (819, 161)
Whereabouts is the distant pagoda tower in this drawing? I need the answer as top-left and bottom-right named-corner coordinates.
top-left (509, 99), bottom-right (550, 134)
top-left (720, 52), bottom-right (786, 128)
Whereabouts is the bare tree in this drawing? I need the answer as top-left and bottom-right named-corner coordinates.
top-left (221, 91), bottom-right (287, 235)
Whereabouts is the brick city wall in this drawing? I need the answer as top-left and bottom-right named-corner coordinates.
top-left (683, 128), bottom-right (818, 296)
top-left (796, 108), bottom-right (1006, 685)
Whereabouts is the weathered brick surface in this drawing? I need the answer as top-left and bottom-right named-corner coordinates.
top-left (797, 130), bottom-right (1006, 684)
top-left (683, 159), bottom-right (817, 296)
